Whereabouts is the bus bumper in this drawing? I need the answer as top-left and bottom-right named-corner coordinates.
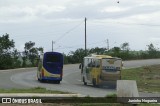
top-left (41, 77), bottom-right (62, 81)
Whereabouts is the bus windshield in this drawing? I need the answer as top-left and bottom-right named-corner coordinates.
top-left (102, 58), bottom-right (122, 71)
top-left (46, 54), bottom-right (61, 63)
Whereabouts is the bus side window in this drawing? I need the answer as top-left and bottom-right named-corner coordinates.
top-left (92, 60), bottom-right (96, 67)
top-left (79, 63), bottom-right (84, 69)
top-left (96, 60), bottom-right (100, 68)
top-left (90, 59), bottom-right (94, 67)
top-left (84, 59), bottom-right (87, 66)
top-left (88, 59), bottom-right (92, 67)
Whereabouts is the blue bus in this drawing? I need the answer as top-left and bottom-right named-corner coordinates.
top-left (37, 52), bottom-right (63, 84)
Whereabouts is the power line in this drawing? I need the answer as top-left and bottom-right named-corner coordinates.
top-left (6, 19), bottom-right (159, 40)
top-left (55, 21), bottom-right (84, 42)
top-left (48, 20), bottom-right (84, 51)
top-left (90, 20), bottom-right (160, 27)
top-left (54, 40), bottom-right (106, 50)
top-left (7, 20), bottom-right (83, 38)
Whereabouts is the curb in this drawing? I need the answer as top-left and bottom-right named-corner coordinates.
top-left (0, 93), bottom-right (84, 97)
top-left (0, 67), bottom-right (36, 71)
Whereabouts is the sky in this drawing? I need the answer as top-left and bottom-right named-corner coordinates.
top-left (0, 0), bottom-right (160, 54)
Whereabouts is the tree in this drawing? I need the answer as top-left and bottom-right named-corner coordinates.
top-left (147, 43), bottom-right (156, 51)
top-left (89, 47), bottom-right (106, 55)
top-left (0, 33), bottom-right (15, 69)
top-left (120, 42), bottom-right (130, 60)
top-left (22, 41), bottom-right (43, 67)
top-left (70, 48), bottom-right (87, 63)
top-left (0, 33), bottom-right (14, 52)
top-left (147, 43), bottom-right (157, 58)
top-left (12, 49), bottom-right (22, 68)
top-left (111, 47), bottom-right (121, 57)
top-left (121, 42), bottom-right (129, 51)
top-left (37, 47), bottom-right (44, 54)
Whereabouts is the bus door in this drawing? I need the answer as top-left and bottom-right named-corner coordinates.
top-left (101, 58), bottom-right (122, 81)
top-left (86, 59), bottom-right (93, 81)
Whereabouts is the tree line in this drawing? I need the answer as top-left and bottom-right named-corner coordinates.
top-left (63, 43), bottom-right (160, 64)
top-left (0, 33), bottom-right (160, 69)
top-left (0, 33), bottom-right (43, 69)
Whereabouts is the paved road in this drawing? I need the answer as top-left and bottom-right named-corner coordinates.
top-left (0, 59), bottom-right (160, 97)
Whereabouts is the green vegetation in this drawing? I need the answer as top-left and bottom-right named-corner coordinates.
top-left (22, 41), bottom-right (43, 67)
top-left (0, 87), bottom-right (69, 94)
top-left (63, 42), bottom-right (160, 64)
top-left (105, 93), bottom-right (117, 97)
top-left (0, 33), bottom-right (17, 69)
top-left (0, 33), bottom-right (43, 69)
top-left (122, 64), bottom-right (160, 92)
top-left (1, 33), bottom-right (160, 69)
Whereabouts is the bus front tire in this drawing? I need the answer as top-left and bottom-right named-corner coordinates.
top-left (120, 75), bottom-right (122, 80)
top-left (37, 77), bottom-right (42, 82)
top-left (92, 78), bottom-right (97, 87)
top-left (83, 77), bottom-right (87, 85)
top-left (56, 81), bottom-right (60, 84)
top-left (38, 78), bottom-right (44, 83)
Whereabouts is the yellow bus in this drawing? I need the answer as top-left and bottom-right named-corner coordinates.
top-left (79, 54), bottom-right (123, 86)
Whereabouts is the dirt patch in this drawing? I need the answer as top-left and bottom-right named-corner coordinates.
top-left (153, 75), bottom-right (160, 79)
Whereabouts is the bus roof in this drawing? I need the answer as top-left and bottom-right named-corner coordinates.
top-left (84, 54), bottom-right (113, 59)
top-left (39, 52), bottom-right (63, 60)
top-left (44, 52), bottom-right (62, 55)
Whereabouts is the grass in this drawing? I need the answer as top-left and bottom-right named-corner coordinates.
top-left (0, 87), bottom-right (69, 94)
top-left (0, 87), bottom-right (158, 106)
top-left (105, 93), bottom-right (117, 97)
top-left (122, 64), bottom-right (160, 92)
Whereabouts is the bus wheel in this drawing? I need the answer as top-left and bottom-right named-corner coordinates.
top-left (56, 81), bottom-right (60, 84)
top-left (83, 77), bottom-right (87, 85)
top-left (40, 79), bottom-right (44, 83)
top-left (37, 76), bottom-right (41, 82)
top-left (92, 78), bottom-right (97, 87)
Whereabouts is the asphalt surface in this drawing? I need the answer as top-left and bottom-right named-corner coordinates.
top-left (0, 59), bottom-right (160, 97)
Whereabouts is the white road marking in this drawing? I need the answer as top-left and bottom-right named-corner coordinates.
top-left (77, 79), bottom-right (81, 82)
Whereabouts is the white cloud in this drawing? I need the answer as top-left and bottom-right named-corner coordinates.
top-left (84, 0), bottom-right (106, 5)
top-left (35, 5), bottom-right (66, 13)
top-left (116, 10), bottom-right (160, 25)
top-left (138, 0), bottom-right (160, 6)
top-left (150, 37), bottom-right (160, 42)
top-left (101, 6), bottom-right (130, 13)
top-left (146, 37), bottom-right (160, 49)
top-left (0, 0), bottom-right (160, 53)
top-left (0, 4), bottom-right (66, 23)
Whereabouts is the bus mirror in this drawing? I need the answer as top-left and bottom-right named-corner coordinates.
top-left (79, 64), bottom-right (82, 69)
top-left (122, 62), bottom-right (124, 67)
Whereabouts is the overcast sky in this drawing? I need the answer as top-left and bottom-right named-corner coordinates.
top-left (0, 0), bottom-right (160, 54)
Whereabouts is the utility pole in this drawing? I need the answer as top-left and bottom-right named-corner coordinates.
top-left (52, 41), bottom-right (54, 52)
top-left (107, 39), bottom-right (109, 50)
top-left (85, 17), bottom-right (87, 56)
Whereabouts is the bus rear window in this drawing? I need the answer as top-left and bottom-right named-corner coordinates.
top-left (46, 54), bottom-right (61, 63)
